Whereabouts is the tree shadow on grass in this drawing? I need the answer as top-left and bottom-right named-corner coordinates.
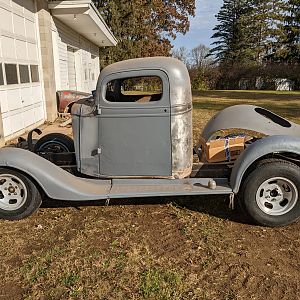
top-left (41, 194), bottom-right (250, 225)
top-left (193, 99), bottom-right (300, 123)
top-left (194, 90), bottom-right (300, 101)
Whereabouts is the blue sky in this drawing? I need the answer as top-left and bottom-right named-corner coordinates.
top-left (172, 0), bottom-right (223, 50)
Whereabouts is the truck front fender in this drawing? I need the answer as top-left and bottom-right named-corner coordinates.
top-left (230, 135), bottom-right (300, 194)
top-left (0, 148), bottom-right (111, 201)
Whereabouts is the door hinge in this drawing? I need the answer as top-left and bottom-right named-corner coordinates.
top-left (98, 147), bottom-right (102, 154)
top-left (97, 105), bottom-right (102, 115)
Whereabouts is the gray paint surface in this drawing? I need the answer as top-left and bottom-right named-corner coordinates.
top-left (0, 148), bottom-right (111, 200)
top-left (72, 97), bottom-right (99, 177)
top-left (110, 178), bottom-right (232, 198)
top-left (98, 69), bottom-right (172, 177)
top-left (202, 105), bottom-right (300, 141)
top-left (230, 135), bottom-right (300, 193)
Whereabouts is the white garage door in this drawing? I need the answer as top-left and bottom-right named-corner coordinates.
top-left (0, 0), bottom-right (45, 139)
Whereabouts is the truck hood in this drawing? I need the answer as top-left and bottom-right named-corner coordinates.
top-left (202, 105), bottom-right (300, 141)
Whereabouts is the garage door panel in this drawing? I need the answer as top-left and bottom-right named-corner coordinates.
top-left (7, 88), bottom-right (22, 111)
top-left (13, 13), bottom-right (25, 37)
top-left (32, 85), bottom-right (42, 104)
top-left (34, 104), bottom-right (44, 122)
top-left (23, 108), bottom-right (34, 127)
top-left (0, 8), bottom-right (13, 32)
top-left (27, 42), bottom-right (38, 61)
top-left (20, 87), bottom-right (32, 107)
top-left (0, 90), bottom-right (8, 113)
top-left (2, 116), bottom-right (11, 137)
top-left (16, 40), bottom-right (28, 60)
top-left (2, 36), bottom-right (16, 59)
top-left (25, 19), bottom-right (36, 41)
top-left (10, 110), bottom-right (24, 133)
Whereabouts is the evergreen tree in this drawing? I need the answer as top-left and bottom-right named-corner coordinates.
top-left (210, 0), bottom-right (286, 64)
top-left (92, 0), bottom-right (195, 67)
top-left (250, 0), bottom-right (287, 63)
top-left (209, 0), bottom-right (253, 64)
top-left (280, 0), bottom-right (300, 62)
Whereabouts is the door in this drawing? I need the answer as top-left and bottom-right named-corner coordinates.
top-left (99, 70), bottom-right (171, 177)
top-left (0, 0), bottom-right (45, 139)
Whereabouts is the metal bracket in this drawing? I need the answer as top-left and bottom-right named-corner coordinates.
top-left (91, 147), bottom-right (102, 156)
top-left (229, 193), bottom-right (235, 210)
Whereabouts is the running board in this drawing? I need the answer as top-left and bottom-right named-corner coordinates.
top-left (109, 178), bottom-right (232, 199)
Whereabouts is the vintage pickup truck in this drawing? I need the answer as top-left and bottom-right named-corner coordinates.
top-left (1, 57), bottom-right (300, 227)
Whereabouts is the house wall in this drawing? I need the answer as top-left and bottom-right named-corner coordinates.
top-left (0, 0), bottom-right (104, 143)
top-left (36, 0), bottom-right (57, 123)
top-left (51, 18), bottom-right (100, 94)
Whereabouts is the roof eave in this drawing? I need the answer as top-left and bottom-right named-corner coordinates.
top-left (48, 0), bottom-right (117, 47)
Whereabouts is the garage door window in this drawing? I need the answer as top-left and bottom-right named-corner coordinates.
top-left (0, 64), bottom-right (4, 86)
top-left (5, 64), bottom-right (19, 85)
top-left (30, 65), bottom-right (39, 83)
top-left (19, 65), bottom-right (30, 84)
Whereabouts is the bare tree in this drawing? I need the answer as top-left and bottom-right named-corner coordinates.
top-left (190, 44), bottom-right (212, 69)
top-left (172, 46), bottom-right (190, 67)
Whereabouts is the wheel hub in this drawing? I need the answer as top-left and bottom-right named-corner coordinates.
top-left (256, 177), bottom-right (298, 216)
top-left (8, 186), bottom-right (16, 194)
top-left (0, 174), bottom-right (27, 211)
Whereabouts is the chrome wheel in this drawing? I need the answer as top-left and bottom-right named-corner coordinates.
top-left (256, 177), bottom-right (298, 216)
top-left (0, 174), bottom-right (28, 211)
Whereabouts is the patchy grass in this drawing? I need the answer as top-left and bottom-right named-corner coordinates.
top-left (0, 90), bottom-right (300, 299)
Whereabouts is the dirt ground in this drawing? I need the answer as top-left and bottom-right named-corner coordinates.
top-left (0, 91), bottom-right (300, 300)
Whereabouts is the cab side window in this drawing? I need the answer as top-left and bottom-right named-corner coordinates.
top-left (106, 76), bottom-right (163, 103)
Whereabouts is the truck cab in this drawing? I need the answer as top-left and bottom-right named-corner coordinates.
top-left (72, 57), bottom-right (193, 179)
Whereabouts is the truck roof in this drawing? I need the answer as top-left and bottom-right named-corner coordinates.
top-left (98, 57), bottom-right (192, 106)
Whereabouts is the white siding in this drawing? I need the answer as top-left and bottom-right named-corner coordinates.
top-left (67, 46), bottom-right (77, 90)
top-left (51, 18), bottom-right (100, 93)
top-left (0, 0), bottom-right (45, 140)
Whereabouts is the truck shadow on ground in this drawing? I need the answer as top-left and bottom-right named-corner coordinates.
top-left (41, 195), bottom-right (250, 225)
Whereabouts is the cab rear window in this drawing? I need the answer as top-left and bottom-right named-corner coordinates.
top-left (106, 76), bottom-right (163, 103)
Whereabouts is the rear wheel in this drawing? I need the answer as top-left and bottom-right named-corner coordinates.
top-left (239, 159), bottom-right (300, 227)
top-left (34, 133), bottom-right (74, 154)
top-left (0, 168), bottom-right (42, 220)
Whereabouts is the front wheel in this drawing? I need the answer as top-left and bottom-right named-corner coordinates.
top-left (239, 159), bottom-right (300, 227)
top-left (0, 168), bottom-right (42, 220)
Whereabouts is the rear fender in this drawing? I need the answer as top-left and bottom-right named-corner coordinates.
top-left (0, 148), bottom-right (111, 201)
top-left (230, 135), bottom-right (300, 193)
top-left (202, 105), bottom-right (300, 141)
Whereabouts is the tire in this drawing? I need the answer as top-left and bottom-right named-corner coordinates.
top-left (239, 159), bottom-right (300, 227)
top-left (34, 133), bottom-right (74, 153)
top-left (0, 168), bottom-right (42, 220)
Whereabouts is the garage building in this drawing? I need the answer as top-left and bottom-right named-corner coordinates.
top-left (0, 0), bottom-right (117, 144)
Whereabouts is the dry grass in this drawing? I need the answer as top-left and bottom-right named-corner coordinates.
top-left (192, 90), bottom-right (300, 143)
top-left (0, 90), bottom-right (300, 300)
